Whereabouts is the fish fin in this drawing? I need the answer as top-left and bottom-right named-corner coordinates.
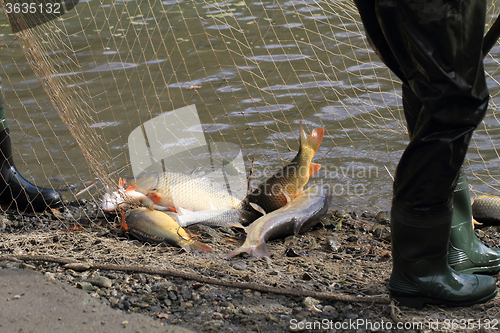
top-left (119, 178), bottom-right (123, 188)
top-left (222, 246), bottom-right (246, 259)
top-left (178, 207), bottom-right (192, 215)
top-left (183, 240), bottom-right (212, 253)
top-left (251, 241), bottom-right (271, 259)
top-left (120, 212), bottom-right (128, 231)
top-left (309, 163), bottom-right (321, 177)
top-left (147, 192), bottom-right (162, 204)
top-left (308, 127), bottom-right (325, 152)
top-left (148, 204), bottom-right (155, 211)
top-left (293, 218), bottom-right (304, 235)
top-left (283, 191), bottom-right (292, 204)
top-left (125, 184), bottom-right (137, 193)
top-left (228, 222), bottom-right (246, 231)
top-left (249, 202), bottom-right (266, 215)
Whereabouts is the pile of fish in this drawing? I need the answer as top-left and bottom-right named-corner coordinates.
top-left (101, 122), bottom-right (332, 258)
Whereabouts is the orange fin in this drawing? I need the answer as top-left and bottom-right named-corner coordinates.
top-left (309, 163), bottom-right (321, 177)
top-left (120, 212), bottom-right (128, 231)
top-left (183, 241), bottom-right (212, 253)
top-left (125, 185), bottom-right (137, 192)
top-left (147, 192), bottom-right (162, 204)
top-left (299, 121), bottom-right (325, 152)
top-left (119, 178), bottom-right (123, 188)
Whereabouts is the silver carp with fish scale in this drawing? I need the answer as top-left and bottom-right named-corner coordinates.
top-left (136, 172), bottom-right (244, 212)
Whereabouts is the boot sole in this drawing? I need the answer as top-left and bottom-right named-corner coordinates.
top-left (390, 288), bottom-right (498, 309)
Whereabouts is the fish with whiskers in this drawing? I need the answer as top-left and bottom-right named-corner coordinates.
top-left (223, 184), bottom-right (332, 259)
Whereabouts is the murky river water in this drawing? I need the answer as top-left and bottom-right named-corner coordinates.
top-left (1, 0), bottom-right (500, 212)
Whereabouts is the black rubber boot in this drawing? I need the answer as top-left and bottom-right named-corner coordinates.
top-left (388, 205), bottom-right (497, 308)
top-left (0, 128), bottom-right (62, 212)
top-left (448, 173), bottom-right (500, 274)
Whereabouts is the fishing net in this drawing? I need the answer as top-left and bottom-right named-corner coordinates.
top-left (2, 1), bottom-right (500, 327)
top-left (0, 0), bottom-right (499, 216)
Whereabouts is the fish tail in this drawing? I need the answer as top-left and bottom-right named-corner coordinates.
top-left (182, 240), bottom-right (212, 253)
top-left (222, 246), bottom-right (247, 259)
top-left (251, 241), bottom-right (271, 258)
top-left (222, 240), bottom-right (270, 259)
top-left (303, 124), bottom-right (324, 153)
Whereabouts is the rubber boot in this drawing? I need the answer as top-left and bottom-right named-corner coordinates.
top-left (0, 114), bottom-right (61, 212)
top-left (388, 205), bottom-right (497, 308)
top-left (448, 173), bottom-right (500, 274)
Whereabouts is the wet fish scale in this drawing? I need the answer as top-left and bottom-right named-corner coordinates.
top-left (472, 195), bottom-right (500, 226)
top-left (244, 122), bottom-right (324, 214)
top-left (124, 207), bottom-right (212, 253)
top-left (146, 172), bottom-right (243, 212)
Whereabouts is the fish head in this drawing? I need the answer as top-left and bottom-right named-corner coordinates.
top-left (239, 209), bottom-right (260, 225)
top-left (101, 189), bottom-right (128, 212)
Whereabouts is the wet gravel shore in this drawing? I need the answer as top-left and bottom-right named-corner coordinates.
top-left (1, 200), bottom-right (500, 332)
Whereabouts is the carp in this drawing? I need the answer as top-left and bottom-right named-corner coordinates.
top-left (223, 184), bottom-right (332, 259)
top-left (243, 122), bottom-right (324, 215)
top-left (138, 172), bottom-right (243, 212)
top-left (472, 195), bottom-right (500, 227)
top-left (123, 207), bottom-right (212, 253)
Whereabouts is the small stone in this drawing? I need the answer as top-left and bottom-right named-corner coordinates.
top-left (168, 292), bottom-right (178, 301)
top-left (212, 312), bottom-right (223, 320)
top-left (76, 282), bottom-right (94, 292)
top-left (180, 302), bottom-right (193, 308)
top-left (323, 305), bottom-right (335, 312)
top-left (203, 320), bottom-right (223, 330)
top-left (86, 276), bottom-right (112, 288)
top-left (241, 307), bottom-right (252, 315)
top-left (109, 297), bottom-right (120, 306)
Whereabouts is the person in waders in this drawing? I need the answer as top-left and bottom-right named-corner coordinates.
top-left (354, 0), bottom-right (500, 308)
top-left (1, 0), bottom-right (79, 212)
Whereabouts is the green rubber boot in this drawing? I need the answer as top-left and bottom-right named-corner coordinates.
top-left (388, 205), bottom-right (497, 308)
top-left (448, 173), bottom-right (500, 274)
